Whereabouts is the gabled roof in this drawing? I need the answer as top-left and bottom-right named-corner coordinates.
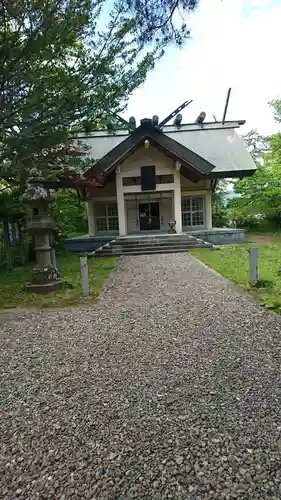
top-left (165, 127), bottom-right (256, 178)
top-left (80, 119), bottom-right (257, 180)
top-left (84, 119), bottom-right (216, 183)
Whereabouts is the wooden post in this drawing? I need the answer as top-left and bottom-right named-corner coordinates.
top-left (80, 256), bottom-right (89, 296)
top-left (249, 247), bottom-right (258, 285)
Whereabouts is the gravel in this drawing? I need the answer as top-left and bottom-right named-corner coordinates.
top-left (1, 252), bottom-right (281, 499)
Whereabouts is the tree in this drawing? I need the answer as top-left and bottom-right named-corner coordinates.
top-left (0, 182), bottom-right (21, 218)
top-left (0, 0), bottom-right (199, 188)
top-left (123, 0), bottom-right (199, 47)
top-left (231, 164), bottom-right (281, 217)
top-left (242, 129), bottom-right (268, 164)
top-left (211, 180), bottom-right (230, 227)
top-left (52, 189), bottom-right (87, 237)
top-left (228, 109), bottom-right (281, 229)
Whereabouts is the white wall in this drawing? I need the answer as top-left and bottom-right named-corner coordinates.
top-left (180, 176), bottom-right (210, 190)
top-left (85, 145), bottom-right (213, 234)
top-left (86, 150), bottom-right (212, 198)
top-left (86, 178), bottom-right (117, 199)
top-left (121, 146), bottom-right (174, 176)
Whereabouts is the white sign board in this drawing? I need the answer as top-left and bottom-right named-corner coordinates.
top-left (249, 248), bottom-right (258, 286)
top-left (80, 256), bottom-right (89, 296)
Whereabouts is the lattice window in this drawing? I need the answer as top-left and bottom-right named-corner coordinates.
top-left (181, 196), bottom-right (204, 228)
top-left (108, 217), bottom-right (119, 231)
top-left (95, 203), bottom-right (119, 233)
top-left (107, 203), bottom-right (118, 217)
top-left (182, 212), bottom-right (191, 227)
top-left (96, 217), bottom-right (108, 232)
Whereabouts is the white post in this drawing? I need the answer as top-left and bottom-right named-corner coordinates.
top-left (86, 200), bottom-right (95, 237)
top-left (205, 192), bottom-right (212, 229)
top-left (80, 256), bottom-right (89, 296)
top-left (173, 169), bottom-right (182, 233)
top-left (116, 170), bottom-right (127, 236)
top-left (249, 248), bottom-right (258, 286)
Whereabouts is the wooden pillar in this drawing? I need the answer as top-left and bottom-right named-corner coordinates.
top-left (173, 168), bottom-right (182, 233)
top-left (116, 170), bottom-right (127, 236)
top-left (86, 200), bottom-right (95, 237)
top-left (205, 192), bottom-right (212, 229)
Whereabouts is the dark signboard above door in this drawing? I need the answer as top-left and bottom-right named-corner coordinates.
top-left (141, 166), bottom-right (156, 191)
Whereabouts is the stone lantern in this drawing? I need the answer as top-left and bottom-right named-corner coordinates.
top-left (21, 168), bottom-right (64, 293)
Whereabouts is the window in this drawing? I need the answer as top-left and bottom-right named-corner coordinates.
top-left (123, 177), bottom-right (141, 186)
top-left (95, 202), bottom-right (119, 233)
top-left (123, 174), bottom-right (174, 186)
top-left (156, 174), bottom-right (174, 184)
top-left (107, 203), bottom-right (118, 217)
top-left (181, 196), bottom-right (204, 228)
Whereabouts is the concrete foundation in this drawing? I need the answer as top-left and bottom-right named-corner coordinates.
top-left (189, 228), bottom-right (245, 245)
top-left (63, 228), bottom-right (245, 253)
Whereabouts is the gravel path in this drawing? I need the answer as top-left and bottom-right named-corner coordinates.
top-left (1, 253), bottom-right (281, 500)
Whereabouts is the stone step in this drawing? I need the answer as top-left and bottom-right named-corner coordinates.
top-left (109, 243), bottom-right (210, 251)
top-left (91, 233), bottom-right (213, 257)
top-left (94, 243), bottom-right (211, 257)
top-left (94, 248), bottom-right (201, 257)
top-left (112, 239), bottom-right (201, 247)
top-left (116, 236), bottom-right (198, 242)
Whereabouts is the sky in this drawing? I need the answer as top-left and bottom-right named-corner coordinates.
top-left (125, 0), bottom-right (281, 136)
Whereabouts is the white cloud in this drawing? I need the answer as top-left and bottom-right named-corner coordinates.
top-left (126, 0), bottom-right (281, 136)
top-left (247, 0), bottom-right (271, 8)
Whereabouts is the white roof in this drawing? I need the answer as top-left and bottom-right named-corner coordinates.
top-left (166, 127), bottom-right (256, 174)
top-left (78, 121), bottom-right (256, 176)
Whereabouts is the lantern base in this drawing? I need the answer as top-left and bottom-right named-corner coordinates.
top-left (24, 280), bottom-right (65, 294)
top-left (24, 265), bottom-right (65, 294)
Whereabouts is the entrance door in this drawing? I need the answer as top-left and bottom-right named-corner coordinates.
top-left (139, 202), bottom-right (160, 231)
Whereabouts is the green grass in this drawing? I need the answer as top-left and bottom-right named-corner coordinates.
top-left (0, 253), bottom-right (116, 309)
top-left (191, 242), bottom-right (281, 314)
top-left (65, 231), bottom-right (87, 238)
top-left (246, 232), bottom-right (281, 243)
